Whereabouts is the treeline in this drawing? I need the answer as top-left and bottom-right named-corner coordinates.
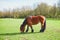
top-left (0, 3), bottom-right (60, 18)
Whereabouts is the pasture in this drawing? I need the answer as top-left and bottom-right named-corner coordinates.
top-left (0, 18), bottom-right (60, 40)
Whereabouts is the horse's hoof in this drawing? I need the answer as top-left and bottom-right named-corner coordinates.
top-left (40, 31), bottom-right (44, 32)
top-left (31, 32), bottom-right (33, 33)
top-left (31, 31), bottom-right (33, 32)
top-left (26, 30), bottom-right (28, 32)
top-left (26, 31), bottom-right (28, 32)
top-left (31, 30), bottom-right (34, 33)
top-left (40, 30), bottom-right (44, 32)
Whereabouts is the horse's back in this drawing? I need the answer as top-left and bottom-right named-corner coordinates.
top-left (26, 15), bottom-right (45, 25)
top-left (28, 15), bottom-right (45, 22)
top-left (31, 16), bottom-right (40, 25)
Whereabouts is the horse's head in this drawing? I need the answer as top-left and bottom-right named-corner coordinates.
top-left (20, 18), bottom-right (27, 32)
top-left (20, 24), bottom-right (25, 32)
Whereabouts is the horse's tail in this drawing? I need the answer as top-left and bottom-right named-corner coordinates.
top-left (44, 19), bottom-right (46, 30)
top-left (40, 19), bottom-right (46, 32)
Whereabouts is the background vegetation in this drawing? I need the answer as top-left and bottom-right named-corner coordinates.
top-left (0, 3), bottom-right (60, 18)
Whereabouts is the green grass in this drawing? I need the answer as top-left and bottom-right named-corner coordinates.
top-left (0, 18), bottom-right (60, 40)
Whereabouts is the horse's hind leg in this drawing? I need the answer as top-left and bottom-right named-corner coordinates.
top-left (26, 25), bottom-right (29, 32)
top-left (40, 25), bottom-right (45, 32)
top-left (40, 20), bottom-right (46, 32)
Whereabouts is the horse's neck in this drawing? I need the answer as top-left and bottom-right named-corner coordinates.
top-left (22, 23), bottom-right (26, 26)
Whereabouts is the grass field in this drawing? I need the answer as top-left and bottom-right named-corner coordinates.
top-left (0, 18), bottom-right (60, 40)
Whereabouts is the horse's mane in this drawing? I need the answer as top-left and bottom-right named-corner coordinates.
top-left (22, 18), bottom-right (27, 26)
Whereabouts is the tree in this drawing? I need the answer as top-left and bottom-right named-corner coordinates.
top-left (34, 3), bottom-right (49, 17)
top-left (57, 0), bottom-right (60, 17)
top-left (49, 4), bottom-right (57, 18)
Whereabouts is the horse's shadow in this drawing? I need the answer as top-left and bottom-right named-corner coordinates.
top-left (0, 32), bottom-right (41, 36)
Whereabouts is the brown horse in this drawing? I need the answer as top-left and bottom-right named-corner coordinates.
top-left (20, 15), bottom-right (46, 33)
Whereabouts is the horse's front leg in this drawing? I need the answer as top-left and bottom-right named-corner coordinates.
top-left (26, 25), bottom-right (29, 32)
top-left (30, 26), bottom-right (34, 33)
top-left (27, 21), bottom-right (34, 33)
